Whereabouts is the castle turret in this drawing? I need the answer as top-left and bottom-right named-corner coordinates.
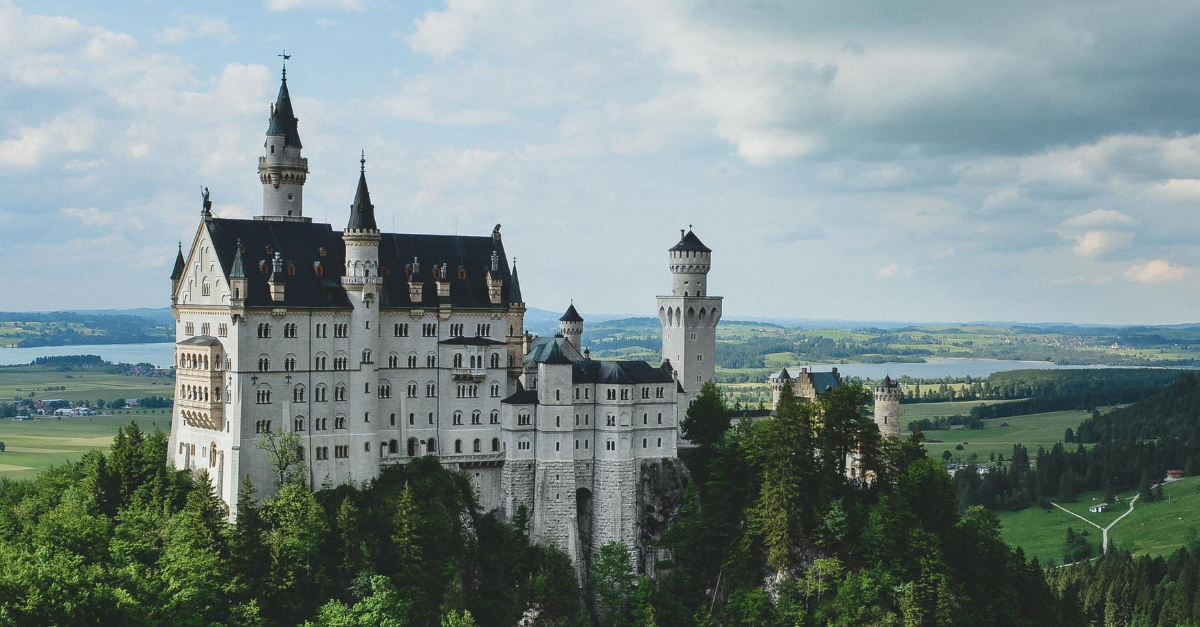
top-left (559, 303), bottom-right (583, 350)
top-left (170, 242), bottom-right (184, 301)
top-left (657, 228), bottom-right (722, 410)
top-left (341, 153), bottom-right (382, 485)
top-left (873, 375), bottom-right (902, 438)
top-left (258, 63), bottom-right (309, 221)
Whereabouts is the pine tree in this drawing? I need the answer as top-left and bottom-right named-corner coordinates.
top-left (754, 383), bottom-right (814, 571)
top-left (336, 496), bottom-right (366, 587)
top-left (229, 476), bottom-right (269, 594)
top-left (392, 482), bottom-right (424, 587)
top-left (681, 381), bottom-right (730, 449)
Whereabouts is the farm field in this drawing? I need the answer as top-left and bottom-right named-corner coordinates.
top-left (1113, 476), bottom-right (1200, 556)
top-left (918, 408), bottom-right (1096, 464)
top-left (995, 505), bottom-right (1105, 565)
top-left (0, 410), bottom-right (170, 480)
top-left (0, 364), bottom-right (173, 403)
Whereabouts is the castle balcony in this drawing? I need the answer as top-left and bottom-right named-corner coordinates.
top-left (381, 450), bottom-right (504, 469)
top-left (341, 276), bottom-right (383, 286)
top-left (179, 402), bottom-right (224, 431)
top-left (451, 367), bottom-right (487, 381)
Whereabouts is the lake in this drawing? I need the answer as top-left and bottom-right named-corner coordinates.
top-left (0, 343), bottom-right (176, 368)
top-left (0, 343), bottom-right (1132, 379)
top-left (786, 358), bottom-right (1113, 381)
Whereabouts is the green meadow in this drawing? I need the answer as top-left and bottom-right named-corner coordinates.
top-left (0, 410), bottom-right (171, 480)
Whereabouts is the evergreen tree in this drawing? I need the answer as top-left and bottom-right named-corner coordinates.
top-left (681, 380), bottom-right (730, 449)
top-left (228, 476), bottom-right (270, 595)
top-left (591, 542), bottom-right (636, 627)
top-left (754, 383), bottom-right (815, 570)
top-left (391, 482), bottom-right (424, 588)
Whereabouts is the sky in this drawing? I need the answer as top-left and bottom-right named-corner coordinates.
top-left (2, 0), bottom-right (1200, 324)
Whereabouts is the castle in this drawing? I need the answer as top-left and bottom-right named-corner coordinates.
top-left (166, 67), bottom-right (717, 568)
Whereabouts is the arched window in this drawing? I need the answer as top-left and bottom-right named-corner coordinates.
top-left (490, 410), bottom-right (499, 424)
top-left (473, 439), bottom-right (481, 453)
top-left (407, 438), bottom-right (419, 456)
top-left (453, 411), bottom-right (463, 426)
top-left (294, 385), bottom-right (306, 403)
top-left (294, 416), bottom-right (304, 431)
top-left (362, 349), bottom-right (372, 363)
top-left (389, 440), bottom-right (398, 455)
top-left (491, 438), bottom-right (500, 452)
top-left (427, 438), bottom-right (437, 453)
top-left (454, 439), bottom-right (463, 453)
top-left (490, 353), bottom-right (500, 368)
top-left (471, 411), bottom-right (481, 425)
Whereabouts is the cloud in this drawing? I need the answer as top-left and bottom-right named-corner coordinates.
top-left (264, 0), bottom-right (364, 12)
top-left (1062, 209), bottom-right (1135, 229)
top-left (156, 16), bottom-right (234, 45)
top-left (1071, 230), bottom-right (1133, 257)
top-left (0, 110), bottom-right (97, 169)
top-left (60, 206), bottom-right (112, 226)
top-left (1124, 259), bottom-right (1187, 284)
top-left (1147, 178), bottom-right (1200, 203)
top-left (877, 264), bottom-right (899, 279)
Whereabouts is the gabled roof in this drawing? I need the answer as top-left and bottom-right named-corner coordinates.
top-left (572, 360), bottom-right (674, 385)
top-left (536, 341), bottom-right (573, 365)
top-left (266, 75), bottom-right (302, 148)
top-left (560, 303), bottom-right (583, 322)
top-left (669, 229), bottom-right (711, 253)
top-left (812, 372), bottom-right (842, 393)
top-left (523, 336), bottom-right (585, 366)
top-left (203, 217), bottom-right (517, 310)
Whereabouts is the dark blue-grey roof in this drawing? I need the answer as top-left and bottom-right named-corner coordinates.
top-left (523, 336), bottom-right (584, 366)
top-left (266, 76), bottom-right (302, 148)
top-left (170, 243), bottom-right (184, 280)
top-left (509, 263), bottom-right (523, 303)
top-left (347, 158), bottom-right (377, 231)
top-left (501, 382), bottom-right (538, 405)
top-left (812, 372), bottom-right (842, 392)
top-left (560, 303), bottom-right (583, 322)
top-left (572, 360), bottom-right (674, 385)
top-left (205, 218), bottom-right (517, 310)
top-left (669, 229), bottom-right (711, 253)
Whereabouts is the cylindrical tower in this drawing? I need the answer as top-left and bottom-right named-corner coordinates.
top-left (669, 228), bottom-right (711, 297)
top-left (259, 68), bottom-right (309, 220)
top-left (873, 376), bottom-right (902, 438)
top-left (559, 303), bottom-right (584, 349)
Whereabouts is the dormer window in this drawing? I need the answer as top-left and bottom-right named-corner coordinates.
top-left (319, 247), bottom-right (327, 257)
top-left (259, 261), bottom-right (269, 275)
top-left (313, 262), bottom-right (324, 277)
top-left (287, 263), bottom-right (296, 276)
top-left (458, 267), bottom-right (467, 280)
top-left (264, 245), bottom-right (273, 255)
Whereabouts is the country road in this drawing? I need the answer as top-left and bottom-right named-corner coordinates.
top-left (1052, 492), bottom-right (1144, 554)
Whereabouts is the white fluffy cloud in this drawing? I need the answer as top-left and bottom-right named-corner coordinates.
top-left (0, 110), bottom-right (96, 168)
top-left (1125, 259), bottom-right (1188, 284)
top-left (264, 0), bottom-right (364, 12)
top-left (156, 15), bottom-right (234, 45)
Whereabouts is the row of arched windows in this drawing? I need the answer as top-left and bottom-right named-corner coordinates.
top-left (178, 352), bottom-right (216, 370)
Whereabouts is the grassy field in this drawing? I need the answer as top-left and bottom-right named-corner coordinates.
top-left (997, 478), bottom-right (1200, 563)
top-left (0, 365), bottom-right (173, 403)
top-left (918, 408), bottom-right (1093, 464)
top-left (0, 410), bottom-right (171, 480)
top-left (1114, 476), bottom-right (1200, 556)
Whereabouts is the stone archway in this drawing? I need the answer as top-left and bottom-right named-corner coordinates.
top-left (576, 487), bottom-right (594, 566)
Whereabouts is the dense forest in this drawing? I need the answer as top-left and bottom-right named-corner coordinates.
top-left (1046, 544), bottom-right (1200, 626)
top-left (0, 383), bottom-right (1089, 626)
top-left (954, 372), bottom-right (1200, 512)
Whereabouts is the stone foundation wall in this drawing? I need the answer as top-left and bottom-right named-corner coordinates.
top-left (535, 459), bottom-right (579, 560)
top-left (500, 459), bottom-right (535, 520)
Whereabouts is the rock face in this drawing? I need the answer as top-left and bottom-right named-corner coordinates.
top-left (636, 457), bottom-right (692, 578)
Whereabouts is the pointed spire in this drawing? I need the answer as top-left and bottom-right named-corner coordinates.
top-left (266, 65), bottom-right (302, 148)
top-left (560, 303), bottom-right (583, 322)
top-left (509, 258), bottom-right (523, 303)
top-left (347, 151), bottom-right (377, 231)
top-left (230, 239), bottom-right (245, 278)
top-left (170, 242), bottom-right (184, 280)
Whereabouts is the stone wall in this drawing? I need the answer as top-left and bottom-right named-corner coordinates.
top-left (636, 457), bottom-right (690, 578)
top-left (500, 459), bottom-right (535, 520)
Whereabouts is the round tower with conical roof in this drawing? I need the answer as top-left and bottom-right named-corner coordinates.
top-left (657, 227), bottom-right (722, 410)
top-left (873, 376), bottom-right (902, 438)
top-left (559, 303), bottom-right (583, 350)
top-left (259, 64), bottom-right (309, 221)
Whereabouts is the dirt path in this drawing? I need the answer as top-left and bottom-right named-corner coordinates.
top-left (1052, 494), bottom-right (1141, 554)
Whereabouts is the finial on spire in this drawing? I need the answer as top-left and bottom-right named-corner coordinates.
top-left (278, 50), bottom-right (291, 79)
top-left (360, 150), bottom-right (365, 174)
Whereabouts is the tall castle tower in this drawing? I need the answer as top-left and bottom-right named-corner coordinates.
top-left (657, 228), bottom-right (721, 409)
top-left (338, 153), bottom-right (382, 485)
top-left (873, 376), bottom-right (902, 438)
top-left (559, 303), bottom-right (583, 350)
top-left (258, 64), bottom-right (309, 221)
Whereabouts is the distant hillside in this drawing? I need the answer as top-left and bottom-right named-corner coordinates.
top-left (1076, 371), bottom-right (1200, 443)
top-left (0, 311), bottom-right (171, 347)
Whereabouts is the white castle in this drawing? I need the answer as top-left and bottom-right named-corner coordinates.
top-left (166, 67), bottom-right (718, 568)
